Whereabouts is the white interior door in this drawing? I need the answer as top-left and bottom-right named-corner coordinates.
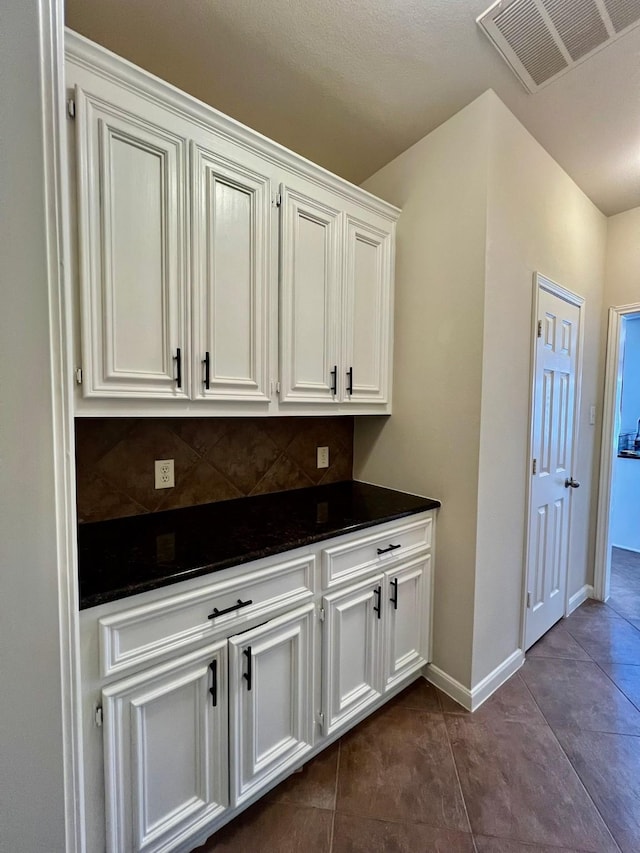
top-left (525, 277), bottom-right (582, 650)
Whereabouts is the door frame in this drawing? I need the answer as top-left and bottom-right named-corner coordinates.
top-left (521, 273), bottom-right (585, 651)
top-left (593, 302), bottom-right (640, 601)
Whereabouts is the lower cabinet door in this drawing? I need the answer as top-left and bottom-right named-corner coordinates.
top-left (383, 554), bottom-right (431, 691)
top-left (228, 603), bottom-right (314, 805)
top-left (322, 574), bottom-right (383, 735)
top-left (102, 641), bottom-right (228, 853)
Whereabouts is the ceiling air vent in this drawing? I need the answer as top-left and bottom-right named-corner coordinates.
top-left (477, 0), bottom-right (640, 92)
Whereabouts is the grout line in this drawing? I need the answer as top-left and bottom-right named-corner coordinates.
top-left (333, 739), bottom-right (341, 812)
top-left (441, 705), bottom-right (476, 841)
top-left (327, 808), bottom-right (336, 853)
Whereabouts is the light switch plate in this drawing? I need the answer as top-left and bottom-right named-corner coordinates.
top-left (589, 405), bottom-right (596, 426)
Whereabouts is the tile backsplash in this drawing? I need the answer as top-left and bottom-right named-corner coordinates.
top-left (75, 417), bottom-right (354, 523)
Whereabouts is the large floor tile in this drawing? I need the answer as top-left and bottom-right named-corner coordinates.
top-left (555, 727), bottom-right (640, 853)
top-left (194, 801), bottom-right (333, 852)
top-left (527, 623), bottom-right (591, 661)
top-left (563, 614), bottom-right (640, 664)
top-left (572, 598), bottom-right (621, 619)
top-left (336, 705), bottom-right (469, 831)
top-left (474, 837), bottom-right (593, 852)
top-left (440, 673), bottom-right (545, 726)
top-left (520, 657), bottom-right (640, 734)
top-left (606, 593), bottom-right (640, 623)
top-left (390, 676), bottom-right (442, 713)
top-left (446, 716), bottom-right (618, 852)
top-left (267, 742), bottom-right (339, 809)
top-left (332, 813), bottom-right (475, 852)
top-left (600, 663), bottom-right (640, 711)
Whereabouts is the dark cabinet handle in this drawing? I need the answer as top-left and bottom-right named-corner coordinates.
top-left (377, 543), bottom-right (401, 556)
top-left (207, 598), bottom-right (253, 620)
top-left (174, 348), bottom-right (182, 389)
top-left (346, 366), bottom-right (353, 395)
top-left (373, 585), bottom-right (382, 619)
top-left (209, 659), bottom-right (218, 707)
top-left (330, 365), bottom-right (337, 396)
top-left (243, 647), bottom-right (252, 691)
top-left (203, 352), bottom-right (210, 390)
top-left (390, 578), bottom-right (398, 610)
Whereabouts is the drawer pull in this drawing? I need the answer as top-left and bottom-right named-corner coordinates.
top-left (209, 659), bottom-right (218, 707)
top-left (243, 647), bottom-right (252, 691)
top-left (208, 598), bottom-right (253, 620)
top-left (377, 543), bottom-right (401, 556)
top-left (390, 578), bottom-right (398, 610)
top-left (373, 585), bottom-right (382, 619)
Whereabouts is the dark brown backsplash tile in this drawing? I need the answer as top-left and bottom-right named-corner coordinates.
top-left (75, 416), bottom-right (354, 523)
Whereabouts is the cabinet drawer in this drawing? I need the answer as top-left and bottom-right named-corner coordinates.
top-left (99, 554), bottom-right (315, 678)
top-left (322, 515), bottom-right (432, 589)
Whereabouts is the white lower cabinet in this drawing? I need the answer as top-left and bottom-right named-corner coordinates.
top-left (88, 512), bottom-right (435, 853)
top-left (322, 574), bottom-right (384, 735)
top-left (228, 604), bottom-right (314, 805)
top-left (383, 555), bottom-right (431, 692)
top-left (102, 641), bottom-right (228, 853)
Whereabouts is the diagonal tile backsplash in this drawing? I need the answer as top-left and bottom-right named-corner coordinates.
top-left (75, 416), bottom-right (354, 523)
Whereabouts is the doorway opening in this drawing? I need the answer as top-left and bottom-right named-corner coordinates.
top-left (595, 305), bottom-right (640, 609)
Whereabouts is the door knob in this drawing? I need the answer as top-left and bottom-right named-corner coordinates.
top-left (564, 477), bottom-right (580, 489)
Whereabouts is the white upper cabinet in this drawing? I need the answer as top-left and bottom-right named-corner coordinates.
top-left (66, 32), bottom-right (398, 415)
top-left (74, 81), bottom-right (189, 399)
top-left (342, 215), bottom-right (393, 405)
top-left (279, 183), bottom-right (342, 404)
top-left (191, 140), bottom-right (271, 402)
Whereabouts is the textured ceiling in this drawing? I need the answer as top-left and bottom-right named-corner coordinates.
top-left (65, 0), bottom-right (640, 216)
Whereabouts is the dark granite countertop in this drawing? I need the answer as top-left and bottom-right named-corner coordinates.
top-left (78, 480), bottom-right (440, 609)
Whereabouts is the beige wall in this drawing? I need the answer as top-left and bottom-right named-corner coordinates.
top-left (604, 206), bottom-right (640, 307)
top-left (356, 93), bottom-right (493, 686)
top-left (355, 90), bottom-right (608, 692)
top-left (473, 94), bottom-right (607, 684)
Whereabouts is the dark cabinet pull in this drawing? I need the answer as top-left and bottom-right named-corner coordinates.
top-left (243, 647), bottom-right (252, 691)
top-left (203, 351), bottom-right (210, 390)
top-left (346, 366), bottom-right (353, 395)
top-left (330, 365), bottom-right (337, 396)
top-left (377, 543), bottom-right (401, 556)
top-left (207, 598), bottom-right (253, 620)
top-left (174, 348), bottom-right (182, 389)
top-left (373, 585), bottom-right (382, 619)
top-left (390, 578), bottom-right (398, 610)
top-left (209, 659), bottom-right (218, 707)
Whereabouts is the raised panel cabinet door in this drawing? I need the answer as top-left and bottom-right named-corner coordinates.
top-left (279, 183), bottom-right (341, 403)
top-left (322, 574), bottom-right (383, 736)
top-left (191, 142), bottom-right (271, 401)
top-left (74, 82), bottom-right (189, 398)
top-left (102, 641), bottom-right (228, 853)
top-left (342, 215), bottom-right (393, 404)
top-left (228, 603), bottom-right (314, 806)
top-left (383, 555), bottom-right (431, 692)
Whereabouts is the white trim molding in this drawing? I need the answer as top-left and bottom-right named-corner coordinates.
top-left (425, 649), bottom-right (525, 712)
top-left (568, 584), bottom-right (594, 614)
top-left (594, 303), bottom-right (640, 602)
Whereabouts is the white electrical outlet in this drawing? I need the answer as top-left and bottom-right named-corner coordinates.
top-left (317, 446), bottom-right (329, 469)
top-left (154, 459), bottom-right (175, 489)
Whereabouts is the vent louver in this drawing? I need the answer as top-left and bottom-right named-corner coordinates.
top-left (478, 0), bottom-right (640, 92)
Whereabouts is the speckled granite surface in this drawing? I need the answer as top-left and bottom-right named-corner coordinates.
top-left (78, 480), bottom-right (440, 609)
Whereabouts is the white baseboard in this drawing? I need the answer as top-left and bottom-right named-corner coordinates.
top-left (425, 665), bottom-right (473, 710)
top-left (425, 648), bottom-right (525, 712)
top-left (568, 583), bottom-right (594, 614)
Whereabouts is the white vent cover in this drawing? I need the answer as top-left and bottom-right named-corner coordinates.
top-left (478, 0), bottom-right (640, 92)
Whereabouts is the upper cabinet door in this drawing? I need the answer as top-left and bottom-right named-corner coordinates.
top-left (279, 184), bottom-right (341, 404)
top-left (191, 142), bottom-right (271, 402)
top-left (342, 216), bottom-right (394, 405)
top-left (75, 83), bottom-right (189, 398)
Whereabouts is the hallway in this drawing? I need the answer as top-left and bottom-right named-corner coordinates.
top-left (196, 554), bottom-right (640, 852)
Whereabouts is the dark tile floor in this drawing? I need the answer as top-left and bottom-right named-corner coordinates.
top-left (196, 548), bottom-right (640, 852)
